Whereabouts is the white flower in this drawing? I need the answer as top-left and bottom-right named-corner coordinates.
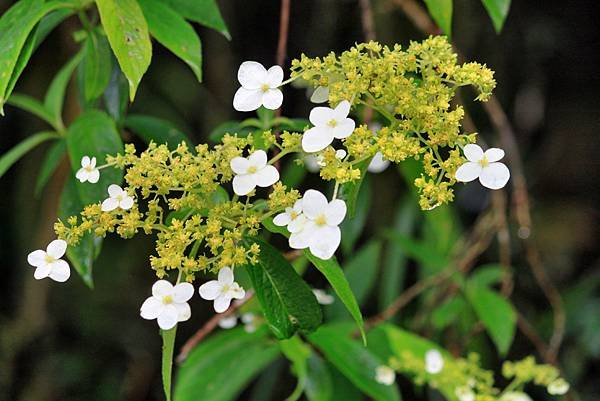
top-left (289, 189), bottom-right (346, 260)
top-left (455, 144), bottom-right (510, 189)
top-left (547, 379), bottom-right (569, 395)
top-left (304, 149), bottom-right (346, 173)
top-left (27, 239), bottom-right (70, 282)
top-left (233, 61), bottom-right (284, 111)
top-left (302, 101), bottom-right (356, 153)
top-left (217, 315), bottom-right (238, 329)
top-left (230, 150), bottom-right (279, 196)
top-left (455, 386), bottom-right (475, 401)
top-left (312, 289), bottom-right (334, 305)
top-left (140, 280), bottom-right (194, 330)
top-left (425, 349), bottom-right (444, 374)
top-left (101, 184), bottom-right (134, 212)
top-left (310, 86), bottom-right (329, 103)
top-left (500, 392), bottom-right (533, 401)
top-left (368, 152), bottom-right (390, 173)
top-left (75, 156), bottom-right (100, 183)
top-left (241, 312), bottom-right (257, 333)
top-left (375, 365), bottom-right (396, 385)
top-left (198, 267), bottom-right (246, 313)
top-left (273, 199), bottom-right (307, 233)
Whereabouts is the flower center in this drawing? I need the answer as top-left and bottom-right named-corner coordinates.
top-left (327, 118), bottom-right (338, 128)
top-left (315, 214), bottom-right (327, 226)
top-left (162, 295), bottom-right (173, 304)
top-left (85, 166), bottom-right (94, 172)
top-left (247, 166), bottom-right (258, 174)
top-left (116, 194), bottom-right (123, 201)
top-left (290, 211), bottom-right (299, 220)
top-left (44, 254), bottom-right (55, 264)
top-left (479, 156), bottom-right (489, 168)
top-left (260, 83), bottom-right (270, 93)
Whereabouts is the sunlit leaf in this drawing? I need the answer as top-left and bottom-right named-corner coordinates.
top-left (424, 0), bottom-right (453, 37)
top-left (82, 29), bottom-right (112, 101)
top-left (161, 327), bottom-right (177, 401)
top-left (481, 0), bottom-right (512, 33)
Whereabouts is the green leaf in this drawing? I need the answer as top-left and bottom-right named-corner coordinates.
top-left (208, 120), bottom-right (254, 143)
top-left (124, 114), bottom-right (193, 149)
top-left (339, 157), bottom-right (371, 217)
top-left (274, 117), bottom-right (310, 132)
top-left (244, 237), bottom-right (322, 339)
top-left (0, 131), bottom-right (58, 179)
top-left (6, 94), bottom-right (55, 127)
top-left (174, 327), bottom-right (280, 401)
top-left (161, 327), bottom-right (177, 401)
top-left (305, 354), bottom-right (334, 401)
top-left (468, 264), bottom-right (504, 288)
top-left (279, 336), bottom-right (311, 400)
top-left (35, 139), bottom-right (66, 196)
top-left (383, 230), bottom-right (448, 272)
top-left (82, 29), bottom-right (112, 101)
top-left (66, 110), bottom-right (124, 205)
top-left (481, 0), bottom-right (511, 33)
top-left (431, 296), bottom-right (467, 329)
top-left (465, 284), bottom-right (516, 355)
top-left (103, 66), bottom-right (129, 122)
top-left (44, 51), bottom-right (83, 130)
top-left (138, 0), bottom-right (203, 82)
top-left (423, 0), bottom-right (453, 37)
top-left (163, 0), bottom-right (230, 40)
top-left (341, 176), bottom-right (371, 255)
top-left (308, 324), bottom-right (401, 401)
top-left (95, 0), bottom-right (152, 101)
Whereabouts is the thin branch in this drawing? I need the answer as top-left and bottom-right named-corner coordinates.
top-left (359, 0), bottom-right (376, 42)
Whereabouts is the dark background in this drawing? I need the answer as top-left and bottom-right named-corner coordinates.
top-left (0, 0), bottom-right (598, 400)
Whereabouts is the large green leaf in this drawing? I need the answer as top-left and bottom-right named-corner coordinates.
top-left (163, 0), bottom-right (230, 39)
top-left (279, 336), bottom-right (311, 400)
top-left (138, 0), bottom-right (203, 82)
top-left (0, 131), bottom-right (58, 179)
top-left (423, 0), bottom-right (453, 37)
top-left (124, 114), bottom-right (193, 149)
top-left (35, 139), bottom-right (67, 196)
top-left (305, 354), bottom-right (334, 401)
top-left (6, 94), bottom-right (55, 128)
top-left (481, 0), bottom-right (511, 33)
top-left (161, 327), bottom-right (177, 401)
top-left (308, 324), bottom-right (401, 401)
top-left (244, 237), bottom-right (322, 339)
top-left (65, 110), bottom-right (124, 206)
top-left (44, 51), bottom-right (83, 130)
top-left (82, 29), bottom-right (112, 102)
top-left (174, 327), bottom-right (280, 401)
top-left (95, 0), bottom-right (152, 100)
top-left (465, 284), bottom-right (516, 355)
top-left (103, 66), bottom-right (129, 122)
top-left (383, 230), bottom-right (448, 273)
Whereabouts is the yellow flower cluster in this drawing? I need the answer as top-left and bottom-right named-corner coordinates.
top-left (291, 36), bottom-right (496, 209)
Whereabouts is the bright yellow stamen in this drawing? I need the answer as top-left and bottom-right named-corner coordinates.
top-left (247, 166), bottom-right (258, 174)
top-left (260, 83), bottom-right (270, 93)
top-left (315, 215), bottom-right (327, 226)
top-left (44, 255), bottom-right (55, 263)
top-left (327, 118), bottom-right (338, 128)
top-left (290, 211), bottom-right (298, 220)
top-left (479, 156), bottom-right (489, 168)
top-left (163, 295), bottom-right (173, 304)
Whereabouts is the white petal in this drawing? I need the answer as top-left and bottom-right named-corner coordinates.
top-left (310, 86), bottom-right (329, 103)
top-left (218, 315), bottom-right (238, 329)
top-left (229, 285), bottom-right (245, 300)
top-left (119, 195), bottom-right (134, 210)
top-left (302, 190), bottom-right (329, 219)
top-left (309, 226), bottom-right (341, 259)
top-left (455, 162), bottom-right (482, 183)
top-left (27, 250), bottom-right (46, 267)
top-left (375, 365), bottom-right (396, 386)
top-left (255, 165), bottom-right (279, 187)
top-left (332, 118), bottom-right (355, 139)
top-left (463, 144), bottom-right (484, 162)
top-left (335, 149), bottom-right (347, 159)
top-left (302, 127), bottom-right (334, 153)
top-left (101, 197), bottom-right (119, 212)
top-left (108, 184), bottom-right (123, 197)
top-left (238, 61), bottom-right (267, 89)
top-left (312, 289), bottom-right (334, 305)
top-left (289, 225), bottom-right (314, 249)
top-left (89, 157), bottom-right (97, 168)
top-left (287, 214), bottom-right (307, 233)
top-left (304, 155), bottom-right (321, 172)
top-left (81, 156), bottom-right (91, 167)
top-left (232, 174), bottom-right (256, 196)
top-left (266, 65), bottom-right (284, 87)
top-left (309, 106), bottom-right (334, 126)
top-left (214, 294), bottom-right (233, 313)
top-left (157, 305), bottom-right (179, 330)
top-left (218, 267), bottom-right (234, 285)
top-left (368, 152), bottom-right (390, 173)
top-left (425, 349), bottom-right (444, 374)
top-left (199, 280), bottom-right (222, 300)
top-left (273, 212), bottom-right (291, 226)
top-left (140, 297), bottom-right (164, 320)
top-left (46, 239), bottom-right (67, 259)
top-left (88, 169), bottom-right (100, 184)
top-left (479, 163), bottom-right (510, 189)
top-left (233, 87), bottom-right (263, 112)
top-left (76, 168), bottom-right (89, 183)
top-left (333, 100), bottom-right (351, 119)
top-left (48, 260), bottom-right (70, 282)
top-left (484, 147), bottom-right (505, 162)
top-left (248, 150), bottom-right (268, 168)
top-left (173, 282), bottom-right (194, 303)
top-left (174, 302), bottom-right (191, 322)
top-left (33, 264), bottom-right (52, 280)
top-left (293, 200), bottom-right (303, 213)
top-left (230, 156), bottom-right (250, 174)
top-left (152, 280), bottom-right (174, 298)
top-left (325, 199), bottom-right (346, 226)
top-left (262, 89), bottom-right (283, 110)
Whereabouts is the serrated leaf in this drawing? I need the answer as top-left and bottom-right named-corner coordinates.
top-left (481, 0), bottom-right (511, 33)
top-left (138, 0), bottom-right (203, 82)
top-left (0, 131), bottom-right (58, 179)
top-left (124, 114), bottom-right (193, 149)
top-left (423, 0), bottom-right (453, 37)
top-left (244, 237), bottom-right (322, 339)
top-left (161, 327), bottom-right (177, 401)
top-left (163, 0), bottom-right (230, 40)
top-left (95, 0), bottom-right (152, 101)
top-left (308, 324), bottom-right (401, 401)
top-left (174, 327), bottom-right (280, 401)
top-left (82, 29), bottom-right (112, 101)
top-left (35, 139), bottom-right (66, 196)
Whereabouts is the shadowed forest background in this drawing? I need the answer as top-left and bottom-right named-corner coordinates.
top-left (0, 0), bottom-right (598, 400)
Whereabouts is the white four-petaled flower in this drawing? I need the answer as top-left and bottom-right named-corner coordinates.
top-left (75, 156), bottom-right (100, 183)
top-left (455, 144), bottom-right (510, 189)
top-left (27, 239), bottom-right (70, 282)
top-left (375, 365), bottom-right (396, 386)
top-left (198, 267), bottom-right (246, 313)
top-left (288, 189), bottom-right (346, 260)
top-left (233, 61), bottom-right (284, 112)
top-left (273, 199), bottom-right (306, 233)
top-left (230, 150), bottom-right (279, 196)
top-left (302, 101), bottom-right (356, 153)
top-left (310, 86), bottom-right (329, 103)
top-left (425, 349), bottom-right (444, 374)
top-left (140, 280), bottom-right (194, 330)
top-left (101, 184), bottom-right (134, 212)
top-left (547, 379), bottom-right (569, 395)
